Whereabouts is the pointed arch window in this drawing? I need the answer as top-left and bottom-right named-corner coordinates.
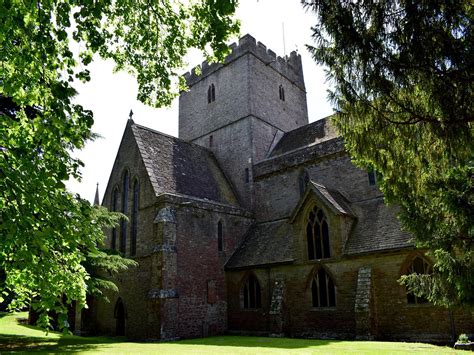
top-left (279, 85), bottom-right (285, 101)
top-left (243, 274), bottom-right (261, 309)
top-left (311, 268), bottom-right (336, 307)
top-left (217, 220), bottom-right (223, 252)
top-left (406, 256), bottom-right (432, 304)
top-left (307, 206), bottom-right (330, 260)
top-left (114, 298), bottom-right (126, 336)
top-left (111, 187), bottom-right (119, 250)
top-left (120, 170), bottom-right (129, 253)
top-left (130, 179), bottom-right (139, 256)
top-left (208, 83), bottom-right (215, 103)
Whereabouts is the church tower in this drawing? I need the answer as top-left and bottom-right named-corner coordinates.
top-left (179, 34), bottom-right (308, 210)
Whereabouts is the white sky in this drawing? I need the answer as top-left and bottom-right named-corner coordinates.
top-left (67, 0), bottom-right (334, 203)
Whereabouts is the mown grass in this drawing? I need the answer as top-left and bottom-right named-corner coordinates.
top-left (0, 312), bottom-right (461, 354)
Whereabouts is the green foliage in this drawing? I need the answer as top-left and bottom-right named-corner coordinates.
top-left (1, 0), bottom-right (239, 330)
top-left (457, 333), bottom-right (469, 344)
top-left (303, 0), bottom-right (473, 306)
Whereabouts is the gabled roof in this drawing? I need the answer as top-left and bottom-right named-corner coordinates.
top-left (225, 220), bottom-right (294, 269)
top-left (290, 181), bottom-right (355, 223)
top-left (130, 122), bottom-right (239, 206)
top-left (268, 117), bottom-right (338, 158)
top-left (344, 198), bottom-right (412, 255)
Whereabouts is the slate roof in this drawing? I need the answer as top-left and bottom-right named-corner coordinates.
top-left (290, 181), bottom-right (354, 222)
top-left (226, 220), bottom-right (294, 269)
top-left (344, 197), bottom-right (412, 255)
top-left (269, 117), bottom-right (339, 157)
top-left (311, 183), bottom-right (354, 216)
top-left (227, 193), bottom-right (412, 269)
top-left (131, 122), bottom-right (239, 206)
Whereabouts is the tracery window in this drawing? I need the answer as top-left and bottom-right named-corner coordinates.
top-left (120, 170), bottom-right (129, 253)
top-left (111, 187), bottom-right (119, 250)
top-left (306, 206), bottom-right (330, 260)
top-left (130, 179), bottom-right (139, 256)
top-left (311, 268), bottom-right (336, 307)
top-left (406, 256), bottom-right (432, 304)
top-left (243, 274), bottom-right (261, 309)
top-left (217, 220), bottom-right (223, 252)
top-left (208, 83), bottom-right (215, 103)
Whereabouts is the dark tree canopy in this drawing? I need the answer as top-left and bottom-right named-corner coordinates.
top-left (303, 0), bottom-right (473, 307)
top-left (0, 0), bottom-right (239, 330)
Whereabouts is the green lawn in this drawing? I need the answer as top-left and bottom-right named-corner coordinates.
top-left (0, 312), bottom-right (461, 354)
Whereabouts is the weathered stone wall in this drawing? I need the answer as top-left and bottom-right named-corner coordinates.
top-left (248, 52), bottom-right (308, 133)
top-left (164, 196), bottom-right (253, 339)
top-left (180, 35), bottom-right (309, 211)
top-left (102, 121), bottom-right (157, 256)
top-left (93, 121), bottom-right (162, 339)
top-left (179, 54), bottom-right (250, 141)
top-left (226, 251), bottom-right (473, 341)
top-left (191, 117), bottom-right (284, 211)
top-left (254, 149), bottom-right (382, 222)
top-left (179, 34), bottom-right (306, 143)
top-left (192, 119), bottom-right (254, 210)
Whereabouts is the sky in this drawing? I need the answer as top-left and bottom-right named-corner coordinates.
top-left (67, 0), bottom-right (334, 203)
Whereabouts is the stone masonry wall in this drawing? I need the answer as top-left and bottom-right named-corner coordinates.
top-left (248, 52), bottom-right (308, 132)
top-left (192, 119), bottom-right (254, 210)
top-left (179, 34), bottom-right (307, 141)
top-left (170, 198), bottom-right (253, 339)
top-left (254, 151), bottom-right (382, 222)
top-left (94, 121), bottom-right (162, 339)
top-left (179, 53), bottom-right (250, 141)
top-left (227, 251), bottom-right (473, 341)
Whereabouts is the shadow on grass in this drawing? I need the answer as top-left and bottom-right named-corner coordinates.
top-left (0, 333), bottom-right (126, 353)
top-left (168, 335), bottom-right (337, 349)
top-left (0, 332), bottom-right (339, 353)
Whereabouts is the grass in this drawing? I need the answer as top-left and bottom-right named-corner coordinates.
top-left (0, 312), bottom-right (462, 354)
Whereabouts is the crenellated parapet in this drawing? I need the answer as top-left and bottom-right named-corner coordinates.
top-left (183, 34), bottom-right (305, 90)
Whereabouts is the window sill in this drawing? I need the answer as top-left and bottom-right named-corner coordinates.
top-left (307, 257), bottom-right (336, 263)
top-left (406, 303), bottom-right (434, 308)
top-left (310, 307), bottom-right (337, 311)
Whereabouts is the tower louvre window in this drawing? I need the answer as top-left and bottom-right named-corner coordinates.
top-left (208, 83), bottom-right (216, 103)
top-left (245, 168), bottom-right (250, 183)
top-left (307, 206), bottom-right (330, 260)
top-left (279, 85), bottom-right (285, 101)
top-left (209, 135), bottom-right (213, 148)
top-left (368, 170), bottom-right (376, 185)
top-left (311, 268), bottom-right (336, 307)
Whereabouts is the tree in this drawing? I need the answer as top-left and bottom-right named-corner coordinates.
top-left (0, 0), bottom-right (239, 330)
top-left (302, 0), bottom-right (473, 307)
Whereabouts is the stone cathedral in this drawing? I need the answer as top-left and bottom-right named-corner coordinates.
top-left (88, 35), bottom-right (472, 341)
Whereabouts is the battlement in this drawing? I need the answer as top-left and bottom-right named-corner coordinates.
top-left (183, 34), bottom-right (305, 90)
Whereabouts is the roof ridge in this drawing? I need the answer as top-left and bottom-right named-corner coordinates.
top-left (132, 122), bottom-right (214, 154)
